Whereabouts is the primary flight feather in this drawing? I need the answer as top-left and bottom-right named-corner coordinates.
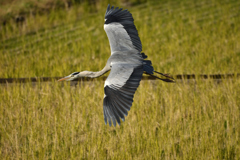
top-left (58, 4), bottom-right (174, 127)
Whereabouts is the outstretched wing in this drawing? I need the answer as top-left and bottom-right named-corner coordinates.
top-left (104, 4), bottom-right (142, 53)
top-left (103, 63), bottom-right (143, 126)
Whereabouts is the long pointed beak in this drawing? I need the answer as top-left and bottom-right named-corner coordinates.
top-left (58, 75), bottom-right (71, 81)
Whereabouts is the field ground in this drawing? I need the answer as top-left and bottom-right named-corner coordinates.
top-left (1, 0), bottom-right (240, 78)
top-left (1, 79), bottom-right (240, 159)
top-left (0, 0), bottom-right (240, 159)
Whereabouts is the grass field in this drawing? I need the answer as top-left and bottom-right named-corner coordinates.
top-left (0, 0), bottom-right (240, 159)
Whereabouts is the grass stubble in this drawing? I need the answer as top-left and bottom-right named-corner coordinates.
top-left (0, 79), bottom-right (239, 159)
top-left (0, 0), bottom-right (240, 159)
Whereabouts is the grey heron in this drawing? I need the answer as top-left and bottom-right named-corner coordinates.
top-left (58, 4), bottom-right (175, 127)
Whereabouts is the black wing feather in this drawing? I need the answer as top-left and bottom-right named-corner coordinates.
top-left (103, 64), bottom-right (143, 126)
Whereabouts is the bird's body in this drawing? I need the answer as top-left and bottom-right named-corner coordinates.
top-left (58, 4), bottom-right (174, 127)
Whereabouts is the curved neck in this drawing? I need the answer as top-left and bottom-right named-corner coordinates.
top-left (78, 66), bottom-right (110, 78)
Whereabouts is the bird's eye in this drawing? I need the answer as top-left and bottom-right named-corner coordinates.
top-left (72, 72), bottom-right (79, 76)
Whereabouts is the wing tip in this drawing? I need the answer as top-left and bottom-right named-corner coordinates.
top-left (106, 4), bottom-right (112, 15)
top-left (107, 119), bottom-right (122, 127)
top-left (107, 4), bottom-right (110, 10)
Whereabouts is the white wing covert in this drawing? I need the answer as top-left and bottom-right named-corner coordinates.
top-left (104, 4), bottom-right (142, 53)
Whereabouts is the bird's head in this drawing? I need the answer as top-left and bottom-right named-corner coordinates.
top-left (58, 72), bottom-right (80, 81)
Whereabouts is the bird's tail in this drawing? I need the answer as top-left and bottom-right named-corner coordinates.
top-left (143, 60), bottom-right (154, 74)
top-left (142, 52), bottom-right (175, 83)
top-left (142, 52), bottom-right (154, 74)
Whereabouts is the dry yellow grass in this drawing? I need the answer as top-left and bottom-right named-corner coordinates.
top-left (1, 0), bottom-right (240, 159)
top-left (0, 79), bottom-right (239, 159)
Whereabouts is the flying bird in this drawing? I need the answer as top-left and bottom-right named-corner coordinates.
top-left (58, 4), bottom-right (175, 127)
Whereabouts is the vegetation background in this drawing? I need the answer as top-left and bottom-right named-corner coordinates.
top-left (0, 0), bottom-right (240, 159)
